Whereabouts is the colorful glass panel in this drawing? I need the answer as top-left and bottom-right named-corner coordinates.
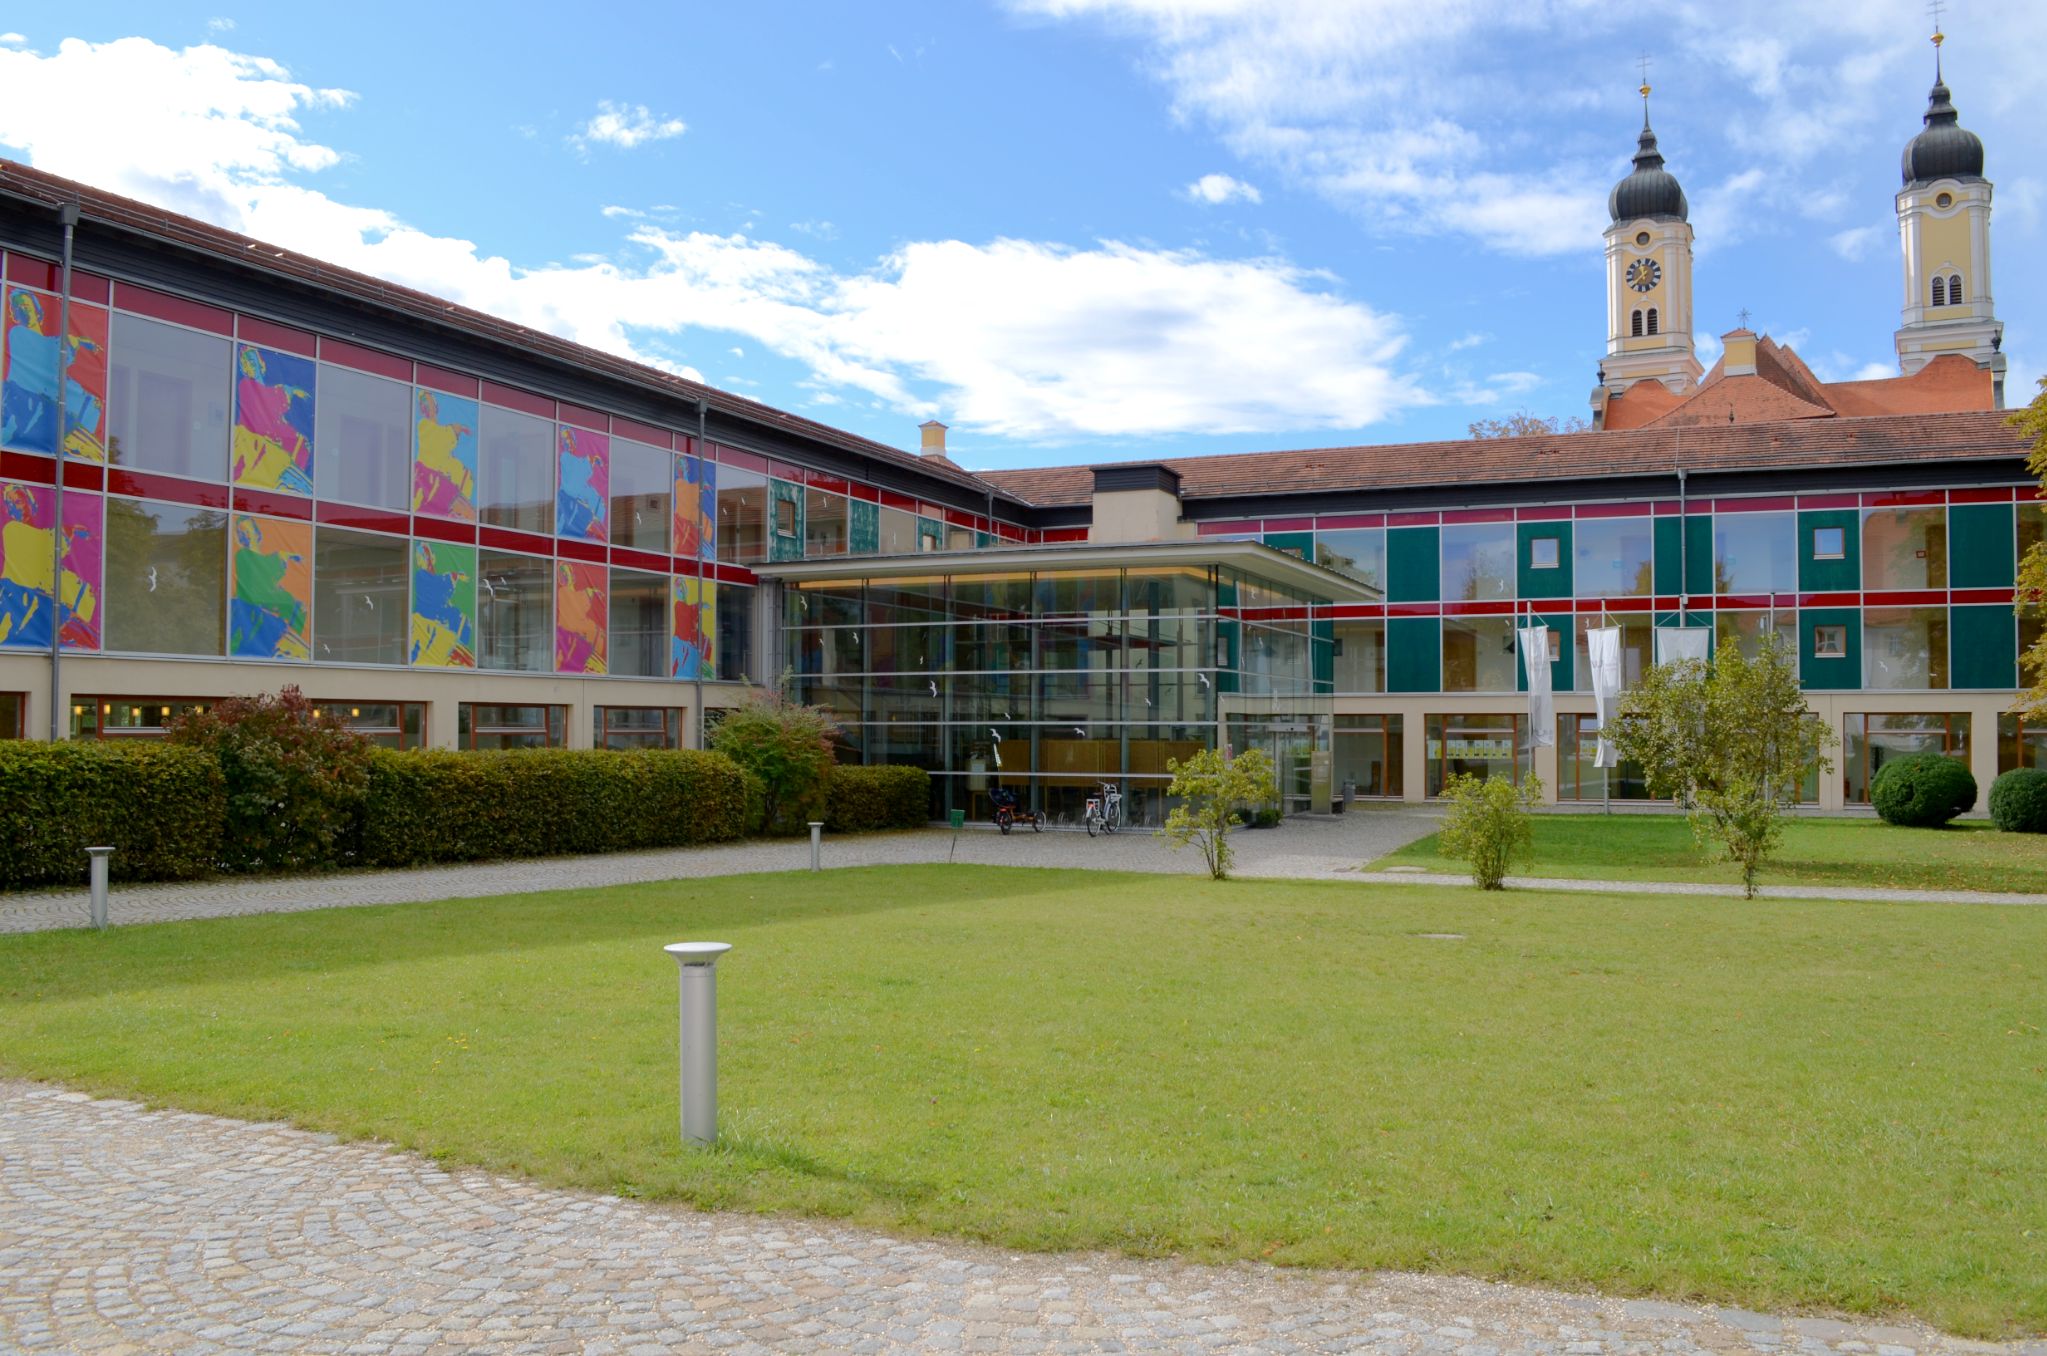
top-left (231, 344), bottom-right (316, 494)
top-left (1, 288), bottom-right (110, 461)
top-left (0, 481), bottom-right (99, 649)
top-left (554, 558), bottom-right (607, 673)
top-left (556, 426), bottom-right (610, 543)
top-left (676, 455), bottom-right (718, 558)
top-left (672, 573), bottom-right (714, 678)
top-left (229, 513), bottom-right (313, 659)
top-left (412, 390), bottom-right (479, 521)
top-left (409, 539), bottom-right (477, 667)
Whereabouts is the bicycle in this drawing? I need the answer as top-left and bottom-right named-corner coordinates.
top-left (1083, 781), bottom-right (1122, 837)
top-left (991, 787), bottom-right (1045, 835)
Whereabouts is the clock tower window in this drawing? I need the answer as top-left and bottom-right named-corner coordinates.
top-left (1931, 277), bottom-right (1946, 306)
top-left (1646, 308), bottom-right (1659, 336)
top-left (1630, 310), bottom-right (1643, 337)
top-left (1949, 272), bottom-right (1962, 300)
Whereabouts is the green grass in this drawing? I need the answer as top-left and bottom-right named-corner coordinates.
top-left (2, 866), bottom-right (2043, 1336)
top-left (1377, 814), bottom-right (2047, 894)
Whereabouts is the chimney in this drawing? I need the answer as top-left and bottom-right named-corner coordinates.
top-left (1721, 328), bottom-right (1758, 377)
top-left (918, 420), bottom-right (948, 457)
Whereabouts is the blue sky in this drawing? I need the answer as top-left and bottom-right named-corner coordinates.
top-left (0, 1), bottom-right (2038, 471)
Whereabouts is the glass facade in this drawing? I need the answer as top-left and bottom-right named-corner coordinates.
top-left (460, 702), bottom-right (566, 749)
top-left (1424, 713), bottom-right (1528, 796)
top-left (1842, 713), bottom-right (1970, 804)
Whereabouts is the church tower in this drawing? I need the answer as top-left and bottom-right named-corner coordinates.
top-left (1597, 85), bottom-right (1701, 400)
top-left (1894, 27), bottom-right (2003, 405)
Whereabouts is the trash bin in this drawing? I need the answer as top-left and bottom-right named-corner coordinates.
top-left (1342, 780), bottom-right (1356, 810)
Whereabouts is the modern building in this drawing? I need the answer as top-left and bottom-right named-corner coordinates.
top-left (0, 52), bottom-right (2035, 823)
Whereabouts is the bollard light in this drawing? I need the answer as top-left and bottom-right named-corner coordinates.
top-left (808, 820), bottom-right (823, 872)
top-left (664, 942), bottom-right (731, 1145)
top-left (84, 847), bottom-right (114, 931)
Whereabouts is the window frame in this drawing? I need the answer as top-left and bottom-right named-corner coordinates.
top-left (1812, 525), bottom-right (1846, 560)
top-left (310, 700), bottom-right (428, 749)
top-left (458, 702), bottom-right (567, 750)
top-left (1812, 624), bottom-right (1847, 659)
top-left (594, 705), bottom-right (684, 750)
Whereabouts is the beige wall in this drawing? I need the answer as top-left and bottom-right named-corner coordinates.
top-left (1088, 489), bottom-right (1194, 545)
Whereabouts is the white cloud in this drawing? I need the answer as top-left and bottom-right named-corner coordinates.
top-left (1828, 223), bottom-right (1886, 262)
top-left (0, 34), bottom-right (1423, 442)
top-left (1852, 360), bottom-right (1895, 381)
top-left (572, 100), bottom-right (686, 152)
top-left (1183, 172), bottom-right (1260, 205)
top-left (790, 219), bottom-right (839, 240)
top-left (1444, 331), bottom-right (1490, 352)
top-left (207, 17), bottom-right (236, 32)
top-left (0, 33), bottom-right (27, 46)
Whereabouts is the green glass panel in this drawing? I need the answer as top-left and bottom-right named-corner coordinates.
top-left (1387, 616), bottom-right (1441, 693)
top-left (848, 498), bottom-right (880, 554)
top-left (1387, 526), bottom-right (1440, 603)
top-left (1652, 515), bottom-right (1713, 596)
top-left (1312, 617), bottom-right (1335, 692)
top-left (1797, 509), bottom-right (1859, 592)
top-left (1798, 606), bottom-right (1861, 690)
top-left (1947, 502), bottom-right (2015, 589)
top-left (1514, 612), bottom-right (1573, 693)
top-left (768, 479), bottom-right (805, 562)
top-left (1517, 522), bottom-right (1572, 600)
top-left (1951, 605), bottom-right (2017, 689)
top-left (1262, 530), bottom-right (1314, 561)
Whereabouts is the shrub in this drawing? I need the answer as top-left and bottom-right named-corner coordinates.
top-left (825, 765), bottom-right (930, 832)
top-left (0, 741), bottom-right (225, 888)
top-left (707, 691), bottom-right (839, 835)
top-left (1163, 747), bottom-right (1277, 880)
top-left (1437, 773), bottom-right (1542, 890)
top-left (167, 686), bottom-right (373, 873)
top-left (358, 748), bottom-right (746, 867)
top-left (1870, 753), bottom-right (1977, 828)
top-left (1988, 767), bottom-right (2047, 833)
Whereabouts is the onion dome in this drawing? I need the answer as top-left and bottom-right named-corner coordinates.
top-left (1608, 119), bottom-right (1688, 223)
top-left (1901, 77), bottom-right (1984, 186)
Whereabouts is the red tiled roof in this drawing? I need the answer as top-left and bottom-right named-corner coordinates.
top-left (1602, 334), bottom-right (1996, 431)
top-left (981, 409), bottom-right (2029, 507)
top-left (0, 159), bottom-right (1018, 505)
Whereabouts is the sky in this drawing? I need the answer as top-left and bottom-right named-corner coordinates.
top-left (0, 1), bottom-right (2038, 472)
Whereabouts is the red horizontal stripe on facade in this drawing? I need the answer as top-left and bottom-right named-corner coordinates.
top-left (1575, 501), bottom-right (1651, 520)
top-left (478, 525), bottom-right (551, 556)
top-left (1947, 486), bottom-right (2017, 504)
top-left (612, 546), bottom-right (669, 573)
top-left (611, 415), bottom-right (672, 448)
top-left (768, 460), bottom-right (803, 483)
top-left (1442, 600), bottom-right (1517, 616)
top-left (1797, 592), bottom-right (1859, 608)
top-left (415, 363), bottom-right (479, 399)
top-left (1772, 593), bottom-right (1800, 609)
top-left (1515, 505), bottom-right (1572, 521)
top-left (1715, 495), bottom-right (1794, 513)
top-left (942, 507), bottom-right (978, 529)
top-left (1387, 511), bottom-right (1439, 528)
top-left (1261, 517), bottom-right (1313, 532)
top-left (1195, 519), bottom-right (1259, 535)
top-left (62, 461), bottom-right (102, 492)
top-left (1652, 501), bottom-right (1682, 515)
top-left (848, 482), bottom-right (880, 504)
top-left (805, 471), bottom-right (852, 495)
top-left (1441, 507), bottom-right (1513, 524)
top-left (1862, 589), bottom-right (1947, 607)
top-left (0, 255), bottom-right (105, 300)
top-left (412, 515), bottom-right (476, 546)
top-left (710, 562), bottom-right (757, 586)
top-left (1040, 528), bottom-right (1088, 543)
top-left (316, 502), bottom-right (409, 535)
top-left (1385, 602), bottom-right (1441, 617)
top-left (1319, 603), bottom-right (1386, 620)
top-left (0, 450), bottom-right (54, 484)
top-left (106, 468), bottom-right (227, 508)
top-left (1795, 493), bottom-right (1858, 510)
top-left (318, 337), bottom-right (411, 382)
top-left (557, 401), bottom-right (608, 432)
top-left (1314, 513), bottom-right (1384, 530)
top-left (115, 283), bottom-right (231, 335)
top-left (1951, 587), bottom-right (2016, 605)
top-left (480, 380), bottom-right (554, 420)
top-left (556, 537), bottom-right (605, 563)
top-left (232, 487), bottom-right (313, 521)
top-left (1863, 489), bottom-right (1943, 508)
top-left (235, 316), bottom-right (316, 357)
top-left (1715, 594), bottom-right (1773, 609)
top-left (877, 489), bottom-right (918, 513)
top-left (714, 445), bottom-right (768, 475)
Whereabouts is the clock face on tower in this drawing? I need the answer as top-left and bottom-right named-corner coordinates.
top-left (1626, 257), bottom-right (1662, 293)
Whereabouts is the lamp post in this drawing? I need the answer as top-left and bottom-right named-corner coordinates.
top-left (663, 942), bottom-right (731, 1145)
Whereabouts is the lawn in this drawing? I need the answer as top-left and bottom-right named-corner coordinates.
top-left (1376, 813), bottom-right (2047, 894)
top-left (1, 866), bottom-right (2042, 1336)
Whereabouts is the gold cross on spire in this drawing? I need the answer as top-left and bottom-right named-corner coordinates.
top-left (1928, 0), bottom-right (1946, 77)
top-left (1637, 53), bottom-right (1652, 126)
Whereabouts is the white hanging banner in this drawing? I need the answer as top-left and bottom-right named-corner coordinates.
top-left (1588, 625), bottom-right (1623, 768)
top-left (1655, 626), bottom-right (1712, 666)
top-left (1518, 625), bottom-right (1555, 749)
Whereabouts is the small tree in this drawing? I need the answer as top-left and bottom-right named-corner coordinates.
top-left (1468, 409), bottom-right (1590, 438)
top-left (707, 687), bottom-right (839, 835)
top-left (1437, 772), bottom-right (1541, 889)
top-left (166, 685), bottom-right (372, 873)
top-left (2011, 375), bottom-right (2047, 712)
top-left (1608, 634), bottom-right (1836, 898)
top-left (1162, 747), bottom-right (1276, 880)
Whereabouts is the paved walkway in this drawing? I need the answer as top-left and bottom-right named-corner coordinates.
top-left (2, 1082), bottom-right (2034, 1356)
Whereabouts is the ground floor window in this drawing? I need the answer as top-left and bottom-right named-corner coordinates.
top-left (0, 692), bottom-right (22, 738)
top-left (69, 696), bottom-right (216, 739)
top-left (1558, 713), bottom-right (1651, 801)
top-left (1997, 713), bottom-right (2047, 774)
top-left (716, 583), bottom-right (754, 683)
top-left (459, 703), bottom-right (565, 750)
top-left (595, 705), bottom-right (683, 749)
top-left (312, 701), bottom-right (427, 749)
top-left (1425, 713), bottom-right (1527, 796)
top-left (1843, 712), bottom-right (1970, 803)
top-left (1334, 714), bottom-right (1402, 798)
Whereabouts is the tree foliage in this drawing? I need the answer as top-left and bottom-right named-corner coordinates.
top-left (1162, 747), bottom-right (1276, 880)
top-left (1436, 772), bottom-right (1541, 890)
top-left (1869, 752), bottom-right (1977, 828)
top-left (707, 688), bottom-right (840, 835)
top-left (2012, 376), bottom-right (2047, 713)
top-left (167, 685), bottom-right (372, 873)
top-left (1607, 635), bottom-right (1835, 898)
top-left (1467, 409), bottom-right (1591, 439)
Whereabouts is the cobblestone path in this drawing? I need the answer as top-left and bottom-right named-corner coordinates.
top-left (2, 1082), bottom-right (2037, 1355)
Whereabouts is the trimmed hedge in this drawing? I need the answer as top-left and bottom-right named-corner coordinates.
top-left (0, 741), bottom-right (226, 888)
top-left (1989, 767), bottom-right (2047, 833)
top-left (358, 748), bottom-right (748, 867)
top-left (1870, 752), bottom-right (1978, 828)
top-left (824, 765), bottom-right (931, 832)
